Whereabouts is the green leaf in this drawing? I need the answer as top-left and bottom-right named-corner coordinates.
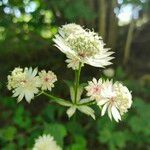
top-left (66, 135), bottom-right (87, 150)
top-left (66, 106), bottom-right (76, 118)
top-left (44, 123), bottom-right (67, 147)
top-left (13, 105), bottom-right (31, 129)
top-left (79, 98), bottom-right (95, 105)
top-left (77, 105), bottom-right (95, 120)
top-left (1, 126), bottom-right (17, 141)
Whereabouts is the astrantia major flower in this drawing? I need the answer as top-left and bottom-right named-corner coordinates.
top-left (85, 78), bottom-right (103, 101)
top-left (86, 79), bottom-right (132, 122)
top-left (65, 53), bottom-right (84, 70)
top-left (39, 70), bottom-right (57, 91)
top-left (33, 134), bottom-right (62, 150)
top-left (7, 67), bottom-right (40, 103)
top-left (53, 23), bottom-right (114, 70)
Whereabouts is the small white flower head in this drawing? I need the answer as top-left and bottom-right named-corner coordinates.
top-left (39, 70), bottom-right (57, 91)
top-left (53, 23), bottom-right (114, 70)
top-left (7, 67), bottom-right (24, 90)
top-left (103, 68), bottom-right (115, 77)
top-left (33, 134), bottom-right (62, 150)
top-left (65, 53), bottom-right (84, 70)
top-left (85, 78), bottom-right (103, 101)
top-left (86, 78), bottom-right (132, 122)
top-left (98, 79), bottom-right (132, 122)
top-left (59, 23), bottom-right (85, 37)
top-left (7, 67), bottom-right (40, 103)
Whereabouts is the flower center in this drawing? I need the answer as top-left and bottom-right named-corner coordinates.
top-left (78, 52), bottom-right (86, 58)
top-left (93, 86), bottom-right (101, 94)
top-left (44, 77), bottom-right (49, 82)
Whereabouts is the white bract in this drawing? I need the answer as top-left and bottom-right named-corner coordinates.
top-left (39, 70), bottom-right (57, 91)
top-left (32, 134), bottom-right (61, 150)
top-left (53, 23), bottom-right (114, 70)
top-left (86, 79), bottom-right (132, 122)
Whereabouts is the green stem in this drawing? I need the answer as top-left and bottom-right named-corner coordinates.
top-left (42, 91), bottom-right (72, 107)
top-left (74, 63), bottom-right (82, 104)
top-left (77, 100), bottom-right (96, 106)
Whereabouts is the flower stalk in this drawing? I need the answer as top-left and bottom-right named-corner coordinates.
top-left (74, 62), bottom-right (82, 104)
top-left (42, 91), bottom-right (72, 107)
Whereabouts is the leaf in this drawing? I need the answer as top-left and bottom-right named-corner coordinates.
top-left (44, 123), bottom-right (67, 147)
top-left (64, 80), bottom-right (85, 103)
top-left (66, 135), bottom-right (87, 150)
top-left (13, 105), bottom-right (31, 129)
top-left (70, 86), bottom-right (75, 102)
top-left (79, 98), bottom-right (94, 105)
top-left (77, 105), bottom-right (95, 120)
top-left (53, 99), bottom-right (72, 107)
top-left (66, 106), bottom-right (76, 118)
top-left (76, 84), bottom-right (84, 103)
top-left (1, 126), bottom-right (17, 141)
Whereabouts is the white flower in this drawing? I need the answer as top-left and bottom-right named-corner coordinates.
top-left (85, 78), bottom-right (103, 101)
top-left (7, 67), bottom-right (24, 90)
top-left (86, 79), bottom-right (132, 122)
top-left (53, 23), bottom-right (114, 70)
top-left (33, 134), bottom-right (62, 150)
top-left (65, 53), bottom-right (84, 70)
top-left (7, 67), bottom-right (40, 103)
top-left (99, 80), bottom-right (132, 122)
top-left (59, 23), bottom-right (85, 37)
top-left (39, 70), bottom-right (57, 91)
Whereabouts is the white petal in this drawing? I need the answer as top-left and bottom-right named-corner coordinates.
top-left (17, 93), bottom-right (24, 103)
top-left (97, 99), bottom-right (109, 106)
top-left (101, 103), bottom-right (108, 116)
top-left (111, 105), bottom-right (121, 122)
top-left (108, 105), bottom-right (112, 120)
top-left (25, 92), bottom-right (33, 103)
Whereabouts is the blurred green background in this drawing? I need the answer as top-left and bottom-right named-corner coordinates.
top-left (0, 0), bottom-right (150, 149)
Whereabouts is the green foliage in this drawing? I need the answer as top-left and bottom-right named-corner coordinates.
top-left (44, 123), bottom-right (67, 147)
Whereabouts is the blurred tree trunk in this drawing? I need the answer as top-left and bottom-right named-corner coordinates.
top-left (123, 19), bottom-right (135, 65)
top-left (107, 0), bottom-right (118, 49)
top-left (98, 0), bottom-right (106, 40)
top-left (87, 0), bottom-right (95, 28)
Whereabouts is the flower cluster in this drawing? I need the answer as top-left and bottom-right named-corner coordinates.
top-left (53, 23), bottom-right (114, 70)
top-left (85, 79), bottom-right (132, 122)
top-left (33, 134), bottom-right (61, 150)
top-left (7, 23), bottom-right (133, 123)
top-left (7, 67), bottom-right (57, 103)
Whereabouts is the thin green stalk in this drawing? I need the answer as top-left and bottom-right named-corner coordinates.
top-left (42, 91), bottom-right (72, 107)
top-left (74, 62), bottom-right (82, 104)
top-left (77, 100), bottom-right (96, 106)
